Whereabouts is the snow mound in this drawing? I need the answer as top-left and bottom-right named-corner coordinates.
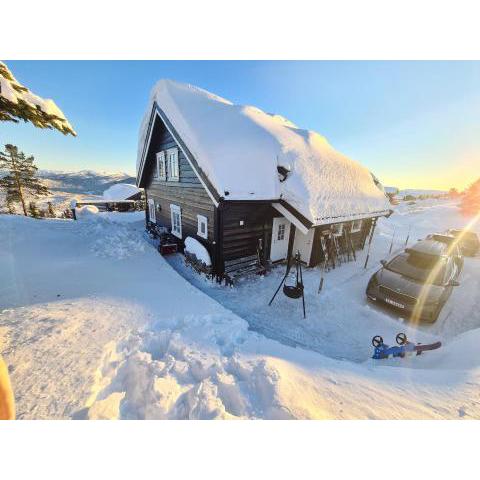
top-left (76, 205), bottom-right (99, 217)
top-left (184, 237), bottom-right (211, 266)
top-left (103, 183), bottom-right (140, 201)
top-left (137, 79), bottom-right (391, 225)
top-left (77, 215), bottom-right (146, 259)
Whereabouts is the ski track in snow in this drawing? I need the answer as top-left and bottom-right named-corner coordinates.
top-left (1, 199), bottom-right (480, 419)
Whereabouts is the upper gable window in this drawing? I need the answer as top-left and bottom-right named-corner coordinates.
top-left (351, 219), bottom-right (363, 233)
top-left (156, 151), bottom-right (166, 180)
top-left (167, 148), bottom-right (179, 182)
top-left (331, 223), bottom-right (343, 237)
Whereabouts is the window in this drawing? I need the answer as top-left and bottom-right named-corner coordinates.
top-left (148, 199), bottom-right (156, 223)
top-left (331, 223), bottom-right (343, 236)
top-left (156, 151), bottom-right (166, 180)
top-left (277, 223), bottom-right (286, 240)
top-left (197, 214), bottom-right (208, 239)
top-left (167, 148), bottom-right (179, 181)
top-left (351, 219), bottom-right (363, 233)
top-left (170, 204), bottom-right (182, 238)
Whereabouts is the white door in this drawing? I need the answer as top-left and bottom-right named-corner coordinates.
top-left (270, 217), bottom-right (291, 262)
top-left (293, 228), bottom-right (315, 265)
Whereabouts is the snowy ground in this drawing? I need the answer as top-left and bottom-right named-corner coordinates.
top-left (1, 199), bottom-right (480, 419)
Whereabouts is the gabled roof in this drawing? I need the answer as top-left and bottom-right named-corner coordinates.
top-left (137, 79), bottom-right (391, 226)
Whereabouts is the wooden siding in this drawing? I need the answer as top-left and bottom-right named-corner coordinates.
top-left (144, 114), bottom-right (216, 243)
top-left (220, 203), bottom-right (276, 267)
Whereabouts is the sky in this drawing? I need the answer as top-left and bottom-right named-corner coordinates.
top-left (1, 60), bottom-right (479, 191)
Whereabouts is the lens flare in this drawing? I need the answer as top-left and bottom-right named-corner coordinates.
top-left (410, 209), bottom-right (480, 325)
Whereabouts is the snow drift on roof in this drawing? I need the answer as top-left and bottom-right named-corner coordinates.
top-left (137, 79), bottom-right (391, 225)
top-left (103, 183), bottom-right (140, 201)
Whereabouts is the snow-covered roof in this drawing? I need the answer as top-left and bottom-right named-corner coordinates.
top-left (0, 61), bottom-right (76, 136)
top-left (103, 183), bottom-right (141, 201)
top-left (137, 79), bottom-right (391, 226)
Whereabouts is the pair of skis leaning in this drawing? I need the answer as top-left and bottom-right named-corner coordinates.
top-left (372, 332), bottom-right (441, 360)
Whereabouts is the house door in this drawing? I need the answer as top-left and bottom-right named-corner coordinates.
top-left (293, 228), bottom-right (315, 265)
top-left (270, 217), bottom-right (291, 262)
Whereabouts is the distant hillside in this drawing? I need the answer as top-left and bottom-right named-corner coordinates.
top-left (37, 170), bottom-right (136, 195)
top-left (398, 189), bottom-right (447, 198)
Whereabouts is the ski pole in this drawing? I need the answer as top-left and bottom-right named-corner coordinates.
top-left (405, 225), bottom-right (411, 246)
top-left (389, 227), bottom-right (396, 254)
top-left (318, 258), bottom-right (327, 293)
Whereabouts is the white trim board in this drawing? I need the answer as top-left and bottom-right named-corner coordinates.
top-left (271, 202), bottom-right (309, 234)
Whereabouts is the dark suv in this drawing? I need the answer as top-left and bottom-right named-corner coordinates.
top-left (366, 239), bottom-right (462, 323)
top-left (446, 229), bottom-right (480, 256)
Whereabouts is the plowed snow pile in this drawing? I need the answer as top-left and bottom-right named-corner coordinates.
top-left (1, 200), bottom-right (479, 419)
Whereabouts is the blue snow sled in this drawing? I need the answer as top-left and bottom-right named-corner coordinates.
top-left (372, 334), bottom-right (441, 359)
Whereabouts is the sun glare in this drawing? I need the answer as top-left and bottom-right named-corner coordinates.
top-left (411, 209), bottom-right (480, 325)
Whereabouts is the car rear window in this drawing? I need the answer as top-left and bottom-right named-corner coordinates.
top-left (386, 253), bottom-right (447, 286)
top-left (452, 230), bottom-right (478, 242)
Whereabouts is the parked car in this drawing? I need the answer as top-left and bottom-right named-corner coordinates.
top-left (366, 239), bottom-right (462, 323)
top-left (446, 229), bottom-right (480, 256)
top-left (424, 233), bottom-right (464, 271)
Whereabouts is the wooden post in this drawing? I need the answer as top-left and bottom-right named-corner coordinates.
top-left (364, 218), bottom-right (377, 269)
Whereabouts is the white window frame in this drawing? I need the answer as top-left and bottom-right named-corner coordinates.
top-left (166, 147), bottom-right (179, 182)
top-left (331, 223), bottom-right (343, 237)
top-left (148, 198), bottom-right (156, 223)
top-left (197, 214), bottom-right (208, 239)
top-left (351, 219), bottom-right (363, 233)
top-left (156, 151), bottom-right (166, 180)
top-left (170, 204), bottom-right (182, 238)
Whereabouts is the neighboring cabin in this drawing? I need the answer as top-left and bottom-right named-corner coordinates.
top-left (74, 183), bottom-right (143, 212)
top-left (136, 80), bottom-right (391, 280)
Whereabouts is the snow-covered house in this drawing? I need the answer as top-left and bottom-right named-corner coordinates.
top-left (102, 183), bottom-right (142, 202)
top-left (74, 184), bottom-right (142, 213)
top-left (137, 80), bottom-right (391, 278)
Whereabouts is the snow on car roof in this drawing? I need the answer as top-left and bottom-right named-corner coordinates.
top-left (137, 79), bottom-right (391, 226)
top-left (407, 239), bottom-right (449, 257)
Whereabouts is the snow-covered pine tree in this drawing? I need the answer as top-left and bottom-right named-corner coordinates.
top-left (0, 62), bottom-right (76, 136)
top-left (0, 144), bottom-right (50, 216)
top-left (461, 178), bottom-right (480, 214)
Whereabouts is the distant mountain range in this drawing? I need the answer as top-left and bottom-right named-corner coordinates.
top-left (37, 170), bottom-right (136, 195)
top-left (384, 186), bottom-right (447, 197)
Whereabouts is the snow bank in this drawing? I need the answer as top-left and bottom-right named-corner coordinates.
top-left (103, 183), bottom-right (140, 201)
top-left (137, 80), bottom-right (391, 225)
top-left (184, 237), bottom-right (211, 266)
top-left (75, 204), bottom-right (99, 218)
